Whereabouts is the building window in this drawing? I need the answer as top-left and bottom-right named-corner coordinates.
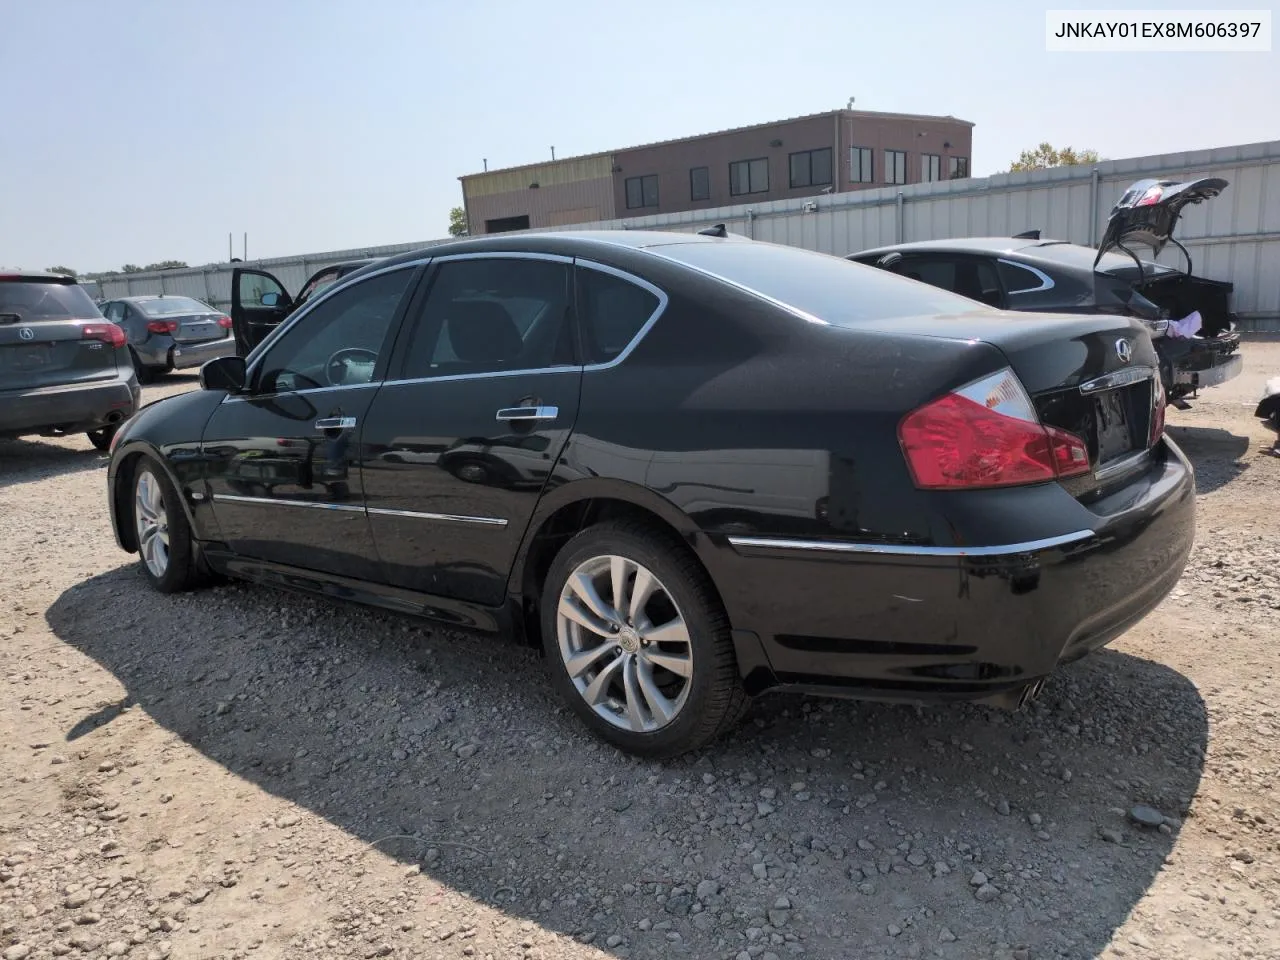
top-left (885, 150), bottom-right (906, 185)
top-left (850, 147), bottom-right (873, 183)
top-left (949, 156), bottom-right (969, 180)
top-left (729, 157), bottom-right (769, 196)
top-left (625, 174), bottom-right (659, 210)
top-left (690, 166), bottom-right (710, 201)
top-left (922, 154), bottom-right (941, 182)
top-left (788, 148), bottom-right (832, 189)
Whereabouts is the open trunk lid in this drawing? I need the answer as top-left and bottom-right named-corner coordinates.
top-left (0, 276), bottom-right (121, 391)
top-left (1094, 176), bottom-right (1228, 268)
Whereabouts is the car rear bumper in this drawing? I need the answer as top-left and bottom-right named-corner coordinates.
top-left (1173, 351), bottom-right (1243, 389)
top-left (0, 375), bottom-right (140, 439)
top-left (710, 438), bottom-right (1196, 705)
top-left (170, 336), bottom-right (236, 370)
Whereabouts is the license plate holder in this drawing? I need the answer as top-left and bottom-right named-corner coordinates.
top-left (6, 344), bottom-right (51, 370)
top-left (1094, 390), bottom-right (1134, 463)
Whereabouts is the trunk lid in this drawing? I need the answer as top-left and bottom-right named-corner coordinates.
top-left (1094, 176), bottom-right (1227, 265)
top-left (865, 310), bottom-right (1161, 487)
top-left (168, 314), bottom-right (230, 344)
top-left (0, 277), bottom-right (120, 391)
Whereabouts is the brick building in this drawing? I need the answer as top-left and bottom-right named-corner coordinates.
top-left (459, 109), bottom-right (974, 234)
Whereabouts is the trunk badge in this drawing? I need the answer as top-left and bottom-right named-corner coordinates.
top-left (18, 327), bottom-right (34, 341)
top-left (1115, 339), bottom-right (1133, 364)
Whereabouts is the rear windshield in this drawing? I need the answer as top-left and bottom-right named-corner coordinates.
top-left (138, 296), bottom-right (214, 316)
top-left (0, 279), bottom-right (102, 321)
top-left (652, 241), bottom-right (988, 324)
top-left (1030, 243), bottom-right (1177, 279)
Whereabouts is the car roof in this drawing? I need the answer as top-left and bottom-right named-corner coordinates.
top-left (0, 270), bottom-right (80, 283)
top-left (851, 237), bottom-right (1083, 258)
top-left (374, 229), bottom-right (748, 271)
top-left (116, 294), bottom-right (209, 302)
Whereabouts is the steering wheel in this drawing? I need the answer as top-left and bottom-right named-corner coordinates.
top-left (324, 347), bottom-right (378, 386)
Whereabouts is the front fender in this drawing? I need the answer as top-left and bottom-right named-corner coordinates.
top-left (106, 389), bottom-right (227, 552)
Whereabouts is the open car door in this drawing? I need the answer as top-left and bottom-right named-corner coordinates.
top-left (230, 267), bottom-right (294, 356)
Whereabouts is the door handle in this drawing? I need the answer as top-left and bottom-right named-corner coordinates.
top-left (495, 405), bottom-right (558, 423)
top-left (314, 416), bottom-right (356, 431)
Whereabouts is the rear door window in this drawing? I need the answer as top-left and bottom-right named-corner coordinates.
top-left (0, 279), bottom-right (102, 321)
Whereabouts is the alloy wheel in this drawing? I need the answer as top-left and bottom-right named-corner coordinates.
top-left (135, 470), bottom-right (170, 579)
top-left (555, 554), bottom-right (693, 733)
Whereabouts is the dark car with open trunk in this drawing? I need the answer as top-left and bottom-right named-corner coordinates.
top-left (105, 231), bottom-right (1194, 758)
top-left (849, 176), bottom-right (1242, 408)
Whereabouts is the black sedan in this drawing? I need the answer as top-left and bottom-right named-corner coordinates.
top-left (105, 231), bottom-right (1195, 758)
top-left (849, 176), bottom-right (1242, 408)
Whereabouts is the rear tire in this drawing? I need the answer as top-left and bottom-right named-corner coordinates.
top-left (540, 519), bottom-right (749, 760)
top-left (130, 349), bottom-right (155, 384)
top-left (131, 457), bottom-right (205, 593)
top-left (87, 426), bottom-right (117, 451)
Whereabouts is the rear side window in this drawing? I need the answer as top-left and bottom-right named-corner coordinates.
top-left (998, 261), bottom-right (1049, 294)
top-left (576, 266), bottom-right (660, 364)
top-left (0, 280), bottom-right (102, 321)
top-left (655, 241), bottom-right (988, 325)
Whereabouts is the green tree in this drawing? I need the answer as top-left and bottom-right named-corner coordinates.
top-left (144, 260), bottom-right (189, 270)
top-left (448, 206), bottom-right (468, 237)
top-left (1009, 143), bottom-right (1101, 172)
top-left (47, 265), bottom-right (78, 278)
top-left (121, 264), bottom-right (143, 273)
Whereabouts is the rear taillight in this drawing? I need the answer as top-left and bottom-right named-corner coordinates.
top-left (898, 368), bottom-right (1091, 490)
top-left (82, 323), bottom-right (127, 349)
top-left (146, 319), bottom-right (179, 334)
top-left (1136, 185), bottom-right (1164, 206)
top-left (216, 315), bottom-right (233, 329)
top-left (1150, 376), bottom-right (1166, 445)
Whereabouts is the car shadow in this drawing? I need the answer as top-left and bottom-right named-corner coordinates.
top-left (1166, 424), bottom-right (1251, 494)
top-left (47, 569), bottom-right (1208, 960)
top-left (0, 436), bottom-right (108, 489)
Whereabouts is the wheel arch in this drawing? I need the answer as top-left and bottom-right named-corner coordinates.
top-left (508, 479), bottom-right (719, 650)
top-left (109, 441), bottom-right (198, 554)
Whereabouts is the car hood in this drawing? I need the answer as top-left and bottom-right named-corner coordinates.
top-left (1094, 176), bottom-right (1228, 267)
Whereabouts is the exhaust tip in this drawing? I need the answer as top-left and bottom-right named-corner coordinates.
top-left (105, 411), bottom-right (124, 424)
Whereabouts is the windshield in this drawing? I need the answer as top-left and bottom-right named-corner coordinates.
top-left (653, 241), bottom-right (989, 324)
top-left (0, 279), bottom-right (102, 321)
top-left (139, 296), bottom-right (215, 316)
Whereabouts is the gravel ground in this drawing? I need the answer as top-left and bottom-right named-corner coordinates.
top-left (3, 342), bottom-right (1279, 960)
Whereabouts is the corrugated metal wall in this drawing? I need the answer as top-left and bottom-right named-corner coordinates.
top-left (94, 140), bottom-right (1280, 330)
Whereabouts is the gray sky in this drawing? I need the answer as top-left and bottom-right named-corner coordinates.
top-left (2, 0), bottom-right (1275, 273)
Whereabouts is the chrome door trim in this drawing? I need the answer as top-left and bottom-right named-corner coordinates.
top-left (726, 530), bottom-right (1094, 558)
top-left (366, 506), bottom-right (508, 527)
top-left (211, 493), bottom-right (365, 514)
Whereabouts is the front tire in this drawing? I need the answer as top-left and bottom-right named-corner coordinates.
top-left (131, 458), bottom-right (203, 593)
top-left (540, 520), bottom-right (749, 759)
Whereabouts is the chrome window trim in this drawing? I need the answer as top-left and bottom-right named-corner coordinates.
top-left (367, 506), bottom-right (508, 527)
top-left (221, 380), bottom-right (381, 404)
top-left (427, 251), bottom-right (574, 266)
top-left (240, 259), bottom-right (429, 379)
top-left (642, 249), bottom-right (829, 327)
top-left (377, 255), bottom-right (670, 388)
top-left (997, 258), bottom-right (1056, 295)
top-left (726, 530), bottom-right (1094, 558)
top-left (212, 493), bottom-right (365, 514)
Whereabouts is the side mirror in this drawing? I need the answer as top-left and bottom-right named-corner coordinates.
top-left (260, 292), bottom-right (280, 307)
top-left (200, 355), bottom-right (247, 393)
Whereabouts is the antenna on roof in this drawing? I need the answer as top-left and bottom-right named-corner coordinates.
top-left (697, 223), bottom-right (729, 238)
top-left (1012, 229), bottom-right (1040, 240)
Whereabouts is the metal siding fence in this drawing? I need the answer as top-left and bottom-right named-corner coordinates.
top-left (93, 140), bottom-right (1280, 329)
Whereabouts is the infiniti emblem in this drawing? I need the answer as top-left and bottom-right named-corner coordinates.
top-left (1115, 338), bottom-right (1133, 364)
top-left (18, 327), bottom-right (35, 341)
